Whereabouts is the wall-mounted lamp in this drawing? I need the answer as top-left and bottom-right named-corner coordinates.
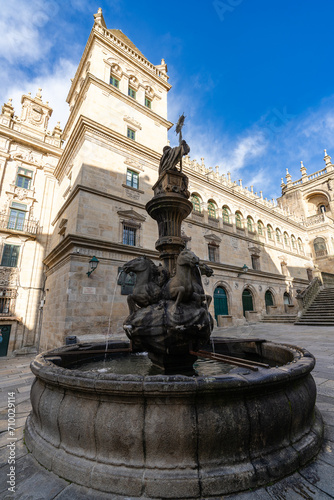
top-left (86, 256), bottom-right (99, 277)
top-left (237, 264), bottom-right (249, 277)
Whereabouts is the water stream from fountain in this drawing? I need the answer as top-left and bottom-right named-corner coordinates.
top-left (196, 264), bottom-right (215, 354)
top-left (104, 270), bottom-right (122, 362)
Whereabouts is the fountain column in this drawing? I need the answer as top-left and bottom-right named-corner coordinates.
top-left (146, 169), bottom-right (193, 275)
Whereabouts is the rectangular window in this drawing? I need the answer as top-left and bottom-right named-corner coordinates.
top-left (145, 98), bottom-right (151, 109)
top-left (127, 128), bottom-right (136, 141)
top-left (8, 203), bottom-right (27, 231)
top-left (208, 245), bottom-right (218, 262)
top-left (128, 87), bottom-right (136, 99)
top-left (110, 76), bottom-right (119, 88)
top-left (1, 245), bottom-right (20, 267)
top-left (123, 226), bottom-right (136, 246)
top-left (251, 255), bottom-right (260, 270)
top-left (16, 168), bottom-right (33, 189)
top-left (126, 169), bottom-right (139, 189)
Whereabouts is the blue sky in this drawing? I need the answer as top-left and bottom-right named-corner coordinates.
top-left (2, 0), bottom-right (334, 199)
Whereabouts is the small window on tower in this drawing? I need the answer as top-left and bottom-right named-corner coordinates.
top-left (126, 169), bottom-right (139, 189)
top-left (128, 87), bottom-right (136, 99)
top-left (110, 76), bottom-right (119, 88)
top-left (127, 128), bottom-right (136, 141)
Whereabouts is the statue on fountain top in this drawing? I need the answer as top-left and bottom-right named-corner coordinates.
top-left (158, 139), bottom-right (190, 176)
top-left (158, 113), bottom-right (190, 176)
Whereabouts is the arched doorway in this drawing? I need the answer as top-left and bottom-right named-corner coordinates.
top-left (242, 289), bottom-right (254, 316)
top-left (214, 287), bottom-right (228, 322)
top-left (265, 290), bottom-right (274, 309)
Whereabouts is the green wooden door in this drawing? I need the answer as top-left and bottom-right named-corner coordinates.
top-left (214, 287), bottom-right (228, 321)
top-left (242, 289), bottom-right (253, 316)
top-left (265, 290), bottom-right (274, 307)
top-left (0, 325), bottom-right (11, 356)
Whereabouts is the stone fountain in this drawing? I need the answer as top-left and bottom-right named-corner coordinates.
top-left (25, 119), bottom-right (323, 498)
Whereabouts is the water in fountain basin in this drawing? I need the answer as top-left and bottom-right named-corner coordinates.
top-left (73, 352), bottom-right (254, 377)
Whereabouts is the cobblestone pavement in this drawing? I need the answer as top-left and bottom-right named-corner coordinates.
top-left (0, 324), bottom-right (333, 499)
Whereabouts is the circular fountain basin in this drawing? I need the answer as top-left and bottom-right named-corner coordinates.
top-left (25, 339), bottom-right (323, 499)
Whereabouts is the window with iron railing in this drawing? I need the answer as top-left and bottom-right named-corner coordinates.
top-left (8, 202), bottom-right (27, 231)
top-left (123, 226), bottom-right (136, 246)
top-left (0, 289), bottom-right (16, 315)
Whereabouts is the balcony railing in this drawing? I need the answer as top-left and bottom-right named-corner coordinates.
top-left (303, 213), bottom-right (330, 227)
top-left (0, 214), bottom-right (39, 235)
top-left (0, 289), bottom-right (17, 317)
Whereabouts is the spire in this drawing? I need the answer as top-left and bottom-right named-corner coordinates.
top-left (52, 121), bottom-right (62, 139)
top-left (1, 97), bottom-right (14, 119)
top-left (93, 7), bottom-right (106, 28)
top-left (324, 149), bottom-right (333, 172)
top-left (36, 88), bottom-right (42, 100)
top-left (285, 168), bottom-right (292, 186)
top-left (300, 160), bottom-right (307, 180)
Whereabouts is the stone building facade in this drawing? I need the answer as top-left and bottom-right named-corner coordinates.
top-left (1, 8), bottom-right (333, 354)
top-left (0, 90), bottom-right (62, 355)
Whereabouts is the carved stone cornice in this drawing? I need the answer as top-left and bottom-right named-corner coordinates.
top-left (0, 267), bottom-right (18, 287)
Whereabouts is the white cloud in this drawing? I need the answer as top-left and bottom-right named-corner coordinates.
top-left (0, 0), bottom-right (57, 65)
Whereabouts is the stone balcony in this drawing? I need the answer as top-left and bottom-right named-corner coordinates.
top-left (0, 214), bottom-right (40, 236)
top-left (303, 213), bottom-right (334, 227)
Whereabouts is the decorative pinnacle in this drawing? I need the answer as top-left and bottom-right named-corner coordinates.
top-left (36, 88), bottom-right (42, 99)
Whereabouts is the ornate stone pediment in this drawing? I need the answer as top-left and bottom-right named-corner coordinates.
top-left (117, 209), bottom-right (146, 222)
top-left (204, 233), bottom-right (222, 245)
top-left (124, 157), bottom-right (144, 171)
top-left (123, 116), bottom-right (142, 130)
top-left (248, 246), bottom-right (261, 255)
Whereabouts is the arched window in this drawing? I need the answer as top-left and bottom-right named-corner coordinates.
top-left (208, 201), bottom-right (217, 219)
top-left (283, 292), bottom-right (291, 305)
top-left (298, 238), bottom-right (303, 253)
top-left (247, 216), bottom-right (253, 232)
top-left (320, 204), bottom-right (326, 213)
top-left (235, 212), bottom-right (243, 228)
top-left (314, 237), bottom-right (327, 257)
top-left (257, 220), bottom-right (264, 235)
top-left (222, 206), bottom-right (230, 224)
top-left (191, 194), bottom-right (201, 213)
top-left (267, 225), bottom-right (273, 239)
top-left (283, 232), bottom-right (289, 246)
top-left (291, 235), bottom-right (296, 249)
top-left (276, 229), bottom-right (281, 242)
top-left (265, 290), bottom-right (274, 308)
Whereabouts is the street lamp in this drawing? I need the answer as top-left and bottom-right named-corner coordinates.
top-left (86, 256), bottom-right (99, 277)
top-left (237, 264), bottom-right (249, 277)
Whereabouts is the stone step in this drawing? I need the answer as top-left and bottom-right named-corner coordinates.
top-left (296, 321), bottom-right (334, 325)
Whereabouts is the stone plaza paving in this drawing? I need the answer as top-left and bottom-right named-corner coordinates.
top-left (0, 323), bottom-right (333, 499)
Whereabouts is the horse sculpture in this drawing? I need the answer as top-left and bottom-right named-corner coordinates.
top-left (164, 249), bottom-right (200, 311)
top-left (123, 256), bottom-right (161, 315)
top-left (192, 261), bottom-right (214, 307)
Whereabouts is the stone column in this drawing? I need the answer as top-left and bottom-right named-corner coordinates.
top-left (146, 170), bottom-right (193, 275)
